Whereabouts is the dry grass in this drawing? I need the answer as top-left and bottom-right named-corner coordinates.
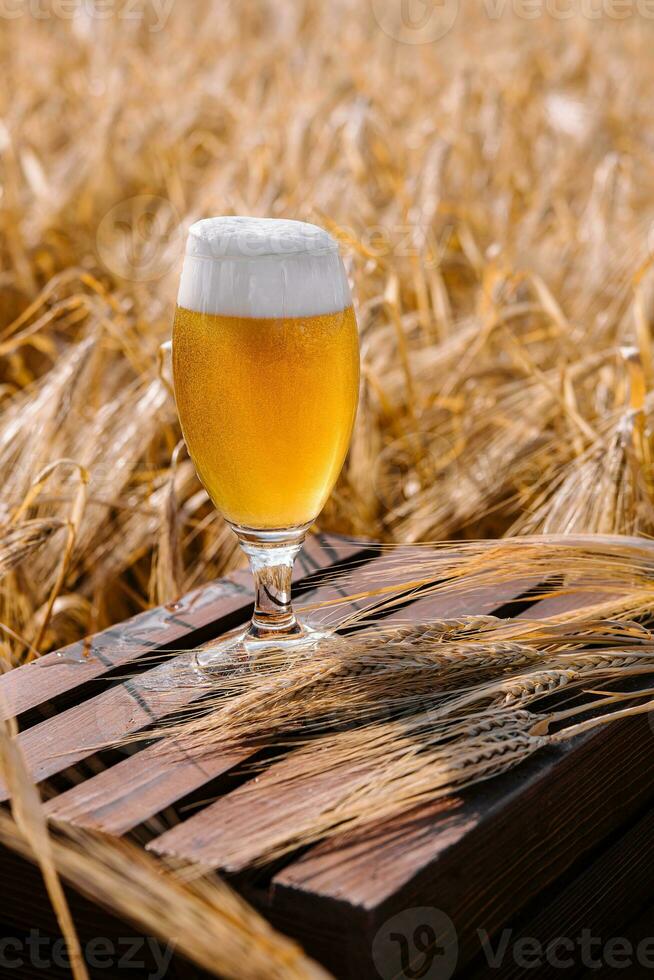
top-left (3, 6), bottom-right (654, 655)
top-left (3, 1), bottom-right (654, 971)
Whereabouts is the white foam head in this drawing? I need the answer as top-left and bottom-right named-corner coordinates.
top-left (177, 217), bottom-right (352, 318)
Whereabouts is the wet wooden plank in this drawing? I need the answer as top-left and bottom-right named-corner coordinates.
top-left (0, 533), bottom-right (364, 721)
top-left (0, 654), bottom-right (223, 801)
top-left (0, 576), bottom-right (248, 722)
top-left (0, 535), bottom-right (373, 802)
top-left (40, 546), bottom-right (447, 832)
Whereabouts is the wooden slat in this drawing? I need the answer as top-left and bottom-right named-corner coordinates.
top-left (41, 546), bottom-right (446, 832)
top-left (269, 582), bottom-right (627, 901)
top-left (257, 585), bottom-right (654, 978)
top-left (515, 587), bottom-right (618, 619)
top-left (0, 533), bottom-right (364, 721)
top-left (146, 573), bottom-right (543, 870)
top-left (3, 540), bottom-right (652, 980)
top-left (0, 535), bottom-right (371, 802)
top-left (0, 654), bottom-right (220, 801)
top-left (0, 577), bottom-right (249, 721)
top-left (265, 718), bottom-right (654, 980)
top-left (45, 740), bottom-right (250, 836)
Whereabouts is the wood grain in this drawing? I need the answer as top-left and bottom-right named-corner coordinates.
top-left (0, 534), bottom-right (371, 802)
top-left (263, 715), bottom-right (654, 979)
top-left (259, 585), bottom-right (654, 978)
top-left (270, 582), bottom-right (630, 902)
top-left (44, 740), bottom-right (251, 836)
top-left (4, 541), bottom-right (653, 980)
top-left (0, 533), bottom-right (364, 722)
top-left (465, 801), bottom-right (654, 978)
top-left (38, 544), bottom-right (458, 832)
top-left (147, 573), bottom-right (544, 871)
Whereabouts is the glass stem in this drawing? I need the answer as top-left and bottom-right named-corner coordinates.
top-left (236, 528), bottom-right (308, 643)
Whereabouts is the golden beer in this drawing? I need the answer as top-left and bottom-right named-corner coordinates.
top-left (173, 305), bottom-right (359, 529)
top-left (171, 215), bottom-right (359, 668)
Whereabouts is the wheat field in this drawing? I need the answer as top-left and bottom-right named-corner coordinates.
top-left (2, 3), bottom-right (654, 976)
top-left (3, 3), bottom-right (654, 660)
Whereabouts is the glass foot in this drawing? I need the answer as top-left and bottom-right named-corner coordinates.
top-left (191, 521), bottom-right (336, 680)
top-left (192, 622), bottom-right (332, 678)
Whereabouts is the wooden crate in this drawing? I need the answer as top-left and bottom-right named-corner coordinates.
top-left (1, 533), bottom-right (654, 980)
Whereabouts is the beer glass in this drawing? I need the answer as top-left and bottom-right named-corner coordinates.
top-left (172, 217), bottom-right (360, 672)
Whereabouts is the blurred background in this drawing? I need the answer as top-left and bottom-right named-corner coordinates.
top-left (2, 0), bottom-right (654, 659)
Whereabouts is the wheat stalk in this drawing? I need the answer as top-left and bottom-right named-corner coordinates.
top-left (2, 11), bottom-right (654, 652)
top-left (5, 6), bottom-right (654, 966)
top-left (0, 810), bottom-right (331, 980)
